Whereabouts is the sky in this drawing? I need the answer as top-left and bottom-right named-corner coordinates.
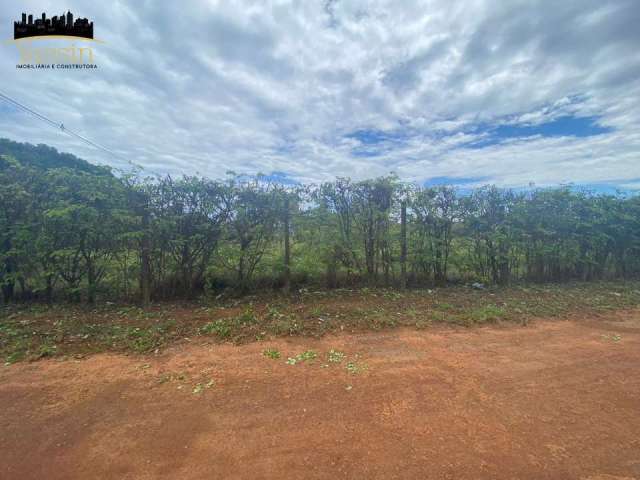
top-left (0, 0), bottom-right (639, 189)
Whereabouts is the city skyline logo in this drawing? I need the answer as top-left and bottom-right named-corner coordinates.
top-left (14, 11), bottom-right (93, 40)
top-left (6, 10), bottom-right (100, 70)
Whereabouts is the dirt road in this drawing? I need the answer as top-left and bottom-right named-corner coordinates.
top-left (1, 311), bottom-right (639, 479)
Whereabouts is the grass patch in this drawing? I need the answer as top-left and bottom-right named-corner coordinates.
top-left (468, 304), bottom-right (507, 324)
top-left (1, 281), bottom-right (639, 362)
top-left (269, 316), bottom-right (302, 335)
top-left (200, 319), bottom-right (232, 339)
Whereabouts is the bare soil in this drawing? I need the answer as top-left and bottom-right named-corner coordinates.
top-left (1, 310), bottom-right (640, 479)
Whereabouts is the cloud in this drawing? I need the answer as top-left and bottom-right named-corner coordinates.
top-left (0, 0), bottom-right (638, 187)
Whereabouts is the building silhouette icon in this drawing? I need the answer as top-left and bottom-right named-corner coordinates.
top-left (14, 11), bottom-right (93, 40)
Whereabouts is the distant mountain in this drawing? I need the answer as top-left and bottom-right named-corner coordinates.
top-left (0, 138), bottom-right (111, 175)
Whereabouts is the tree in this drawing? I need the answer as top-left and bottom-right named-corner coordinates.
top-left (146, 175), bottom-right (229, 297)
top-left (410, 186), bottom-right (462, 285)
top-left (222, 176), bottom-right (281, 291)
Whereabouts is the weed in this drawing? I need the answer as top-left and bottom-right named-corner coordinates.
top-left (37, 344), bottom-right (57, 358)
top-left (414, 318), bottom-right (431, 329)
top-left (157, 371), bottom-right (187, 384)
top-left (406, 307), bottom-right (419, 318)
top-left (602, 334), bottom-right (622, 342)
top-left (200, 319), bottom-right (231, 338)
top-left (4, 350), bottom-right (25, 365)
top-left (327, 349), bottom-right (345, 363)
top-left (192, 379), bottom-right (215, 394)
top-left (126, 328), bottom-right (157, 352)
top-left (266, 305), bottom-right (283, 319)
top-left (435, 303), bottom-right (454, 311)
top-left (382, 291), bottom-right (404, 300)
top-left (286, 350), bottom-right (317, 365)
top-left (2, 281), bottom-right (640, 363)
top-left (368, 308), bottom-right (397, 329)
top-left (469, 304), bottom-right (506, 324)
top-left (270, 316), bottom-right (302, 335)
top-left (263, 348), bottom-right (281, 359)
top-left (346, 361), bottom-right (367, 374)
top-left (235, 306), bottom-right (258, 326)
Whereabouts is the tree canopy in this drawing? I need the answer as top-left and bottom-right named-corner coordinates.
top-left (2, 139), bottom-right (639, 304)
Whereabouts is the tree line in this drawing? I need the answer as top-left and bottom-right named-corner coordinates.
top-left (1, 139), bottom-right (639, 304)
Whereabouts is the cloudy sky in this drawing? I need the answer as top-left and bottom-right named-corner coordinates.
top-left (1, 0), bottom-right (639, 189)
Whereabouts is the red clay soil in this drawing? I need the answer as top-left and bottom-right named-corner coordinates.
top-left (2, 311), bottom-right (640, 480)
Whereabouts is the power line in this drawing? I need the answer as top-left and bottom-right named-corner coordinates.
top-left (0, 89), bottom-right (145, 173)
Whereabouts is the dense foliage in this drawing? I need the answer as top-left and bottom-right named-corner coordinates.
top-left (2, 139), bottom-right (640, 304)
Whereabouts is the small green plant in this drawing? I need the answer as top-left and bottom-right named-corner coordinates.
top-left (157, 371), bottom-right (187, 384)
top-left (4, 350), bottom-right (25, 365)
top-left (266, 305), bottom-right (283, 319)
top-left (286, 350), bottom-right (317, 365)
top-left (235, 306), bottom-right (258, 326)
top-left (300, 350), bottom-right (317, 361)
top-left (38, 343), bottom-right (56, 358)
top-left (124, 321), bottom-right (176, 353)
top-left (192, 379), bottom-right (215, 394)
top-left (327, 349), bottom-right (345, 363)
top-left (602, 334), bottom-right (622, 342)
top-left (345, 361), bottom-right (367, 374)
top-left (200, 319), bottom-right (232, 338)
top-left (263, 348), bottom-right (281, 359)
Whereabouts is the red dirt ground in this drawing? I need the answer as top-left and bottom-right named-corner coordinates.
top-left (1, 311), bottom-right (640, 480)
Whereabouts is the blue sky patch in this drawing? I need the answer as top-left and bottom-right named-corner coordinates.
top-left (261, 171), bottom-right (298, 185)
top-left (346, 129), bottom-right (395, 145)
top-left (424, 176), bottom-right (488, 187)
top-left (345, 128), bottom-right (410, 157)
top-left (467, 115), bottom-right (613, 149)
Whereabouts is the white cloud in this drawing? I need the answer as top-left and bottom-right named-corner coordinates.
top-left (0, 0), bottom-right (638, 186)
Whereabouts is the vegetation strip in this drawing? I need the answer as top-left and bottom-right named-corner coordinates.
top-left (2, 282), bottom-right (639, 363)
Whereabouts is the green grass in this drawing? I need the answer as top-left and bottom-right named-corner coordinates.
top-left (469, 304), bottom-right (506, 323)
top-left (200, 319), bottom-right (232, 338)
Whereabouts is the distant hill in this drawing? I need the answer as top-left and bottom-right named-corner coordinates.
top-left (0, 138), bottom-right (111, 175)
